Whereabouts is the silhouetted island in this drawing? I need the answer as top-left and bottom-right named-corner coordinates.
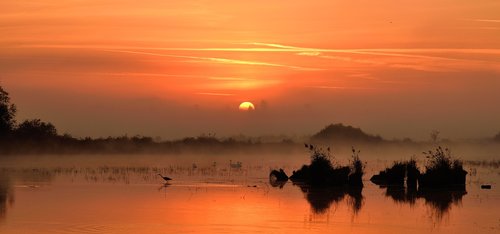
top-left (371, 147), bottom-right (467, 189)
top-left (286, 145), bottom-right (364, 187)
top-left (269, 169), bottom-right (288, 182)
top-left (371, 159), bottom-right (419, 189)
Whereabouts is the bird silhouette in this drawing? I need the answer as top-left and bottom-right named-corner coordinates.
top-left (158, 174), bottom-right (172, 182)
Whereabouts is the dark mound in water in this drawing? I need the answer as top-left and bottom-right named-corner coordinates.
top-left (370, 159), bottom-right (420, 188)
top-left (290, 145), bottom-right (364, 187)
top-left (370, 147), bottom-right (467, 189)
top-left (269, 169), bottom-right (288, 181)
top-left (269, 169), bottom-right (289, 188)
top-left (419, 147), bottom-right (467, 188)
top-left (370, 161), bottom-right (407, 186)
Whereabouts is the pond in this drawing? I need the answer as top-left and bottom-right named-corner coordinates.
top-left (0, 158), bottom-right (498, 233)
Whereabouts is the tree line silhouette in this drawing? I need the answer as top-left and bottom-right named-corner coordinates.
top-left (1, 85), bottom-right (500, 154)
top-left (0, 86), bottom-right (298, 154)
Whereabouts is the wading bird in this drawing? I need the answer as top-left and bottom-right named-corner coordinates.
top-left (158, 174), bottom-right (172, 182)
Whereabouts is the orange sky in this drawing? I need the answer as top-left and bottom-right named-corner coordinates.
top-left (1, 1), bottom-right (500, 140)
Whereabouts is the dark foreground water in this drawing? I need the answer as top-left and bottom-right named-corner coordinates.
top-left (0, 159), bottom-right (498, 233)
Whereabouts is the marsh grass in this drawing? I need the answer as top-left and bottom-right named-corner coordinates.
top-left (0, 162), bottom-right (257, 185)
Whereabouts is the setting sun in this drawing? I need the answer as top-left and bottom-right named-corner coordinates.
top-left (238, 102), bottom-right (255, 111)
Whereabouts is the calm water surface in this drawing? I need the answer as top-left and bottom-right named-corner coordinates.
top-left (0, 161), bottom-right (498, 233)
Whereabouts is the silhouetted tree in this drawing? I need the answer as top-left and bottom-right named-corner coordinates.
top-left (0, 86), bottom-right (16, 137)
top-left (430, 130), bottom-right (440, 143)
top-left (16, 119), bottom-right (57, 139)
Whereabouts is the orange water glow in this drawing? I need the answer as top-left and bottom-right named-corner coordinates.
top-left (1, 179), bottom-right (497, 234)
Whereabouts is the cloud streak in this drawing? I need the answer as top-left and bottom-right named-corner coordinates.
top-left (195, 92), bottom-right (235, 96)
top-left (250, 42), bottom-right (495, 61)
top-left (102, 49), bottom-right (323, 71)
top-left (17, 43), bottom-right (500, 56)
top-left (10, 43), bottom-right (500, 73)
top-left (306, 85), bottom-right (374, 90)
top-left (464, 19), bottom-right (500, 23)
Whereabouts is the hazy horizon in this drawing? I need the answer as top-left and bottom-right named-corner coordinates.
top-left (2, 1), bottom-right (500, 140)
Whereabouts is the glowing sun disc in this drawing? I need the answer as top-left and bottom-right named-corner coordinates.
top-left (238, 102), bottom-right (255, 111)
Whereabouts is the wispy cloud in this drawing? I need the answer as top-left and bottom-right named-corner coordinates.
top-left (253, 42), bottom-right (500, 72)
top-left (252, 42), bottom-right (474, 61)
top-left (195, 92), bottom-right (235, 96)
top-left (89, 72), bottom-right (258, 81)
top-left (207, 77), bottom-right (253, 81)
top-left (463, 18), bottom-right (500, 23)
top-left (12, 43), bottom-right (500, 73)
top-left (306, 86), bottom-right (348, 89)
top-left (102, 49), bottom-right (322, 71)
top-left (17, 43), bottom-right (500, 56)
top-left (296, 51), bottom-right (321, 56)
top-left (306, 85), bottom-right (373, 90)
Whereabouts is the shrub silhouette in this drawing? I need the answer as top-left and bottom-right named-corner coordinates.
top-left (406, 159), bottom-right (419, 189)
top-left (370, 161), bottom-right (408, 186)
top-left (348, 147), bottom-right (364, 187)
top-left (15, 119), bottom-right (57, 140)
top-left (419, 147), bottom-right (467, 188)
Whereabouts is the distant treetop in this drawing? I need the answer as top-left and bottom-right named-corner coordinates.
top-left (311, 123), bottom-right (384, 143)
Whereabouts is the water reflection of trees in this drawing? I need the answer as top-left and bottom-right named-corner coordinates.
top-left (294, 183), bottom-right (363, 215)
top-left (419, 188), bottom-right (467, 221)
top-left (0, 173), bottom-right (14, 222)
top-left (382, 185), bottom-right (467, 221)
top-left (0, 168), bottom-right (56, 222)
